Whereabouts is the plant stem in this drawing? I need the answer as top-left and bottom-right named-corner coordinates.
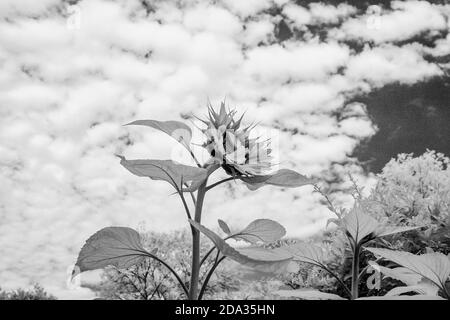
top-left (351, 244), bottom-right (361, 300)
top-left (188, 180), bottom-right (207, 300)
top-left (198, 254), bottom-right (226, 300)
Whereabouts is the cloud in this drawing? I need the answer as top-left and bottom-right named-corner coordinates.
top-left (345, 44), bottom-right (442, 87)
top-left (336, 1), bottom-right (448, 43)
top-left (0, 0), bottom-right (446, 298)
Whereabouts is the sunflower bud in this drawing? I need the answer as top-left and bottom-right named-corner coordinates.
top-left (201, 102), bottom-right (274, 176)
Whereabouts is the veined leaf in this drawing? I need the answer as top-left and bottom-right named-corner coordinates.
top-left (339, 205), bottom-right (379, 245)
top-left (189, 220), bottom-right (293, 273)
top-left (275, 289), bottom-right (346, 300)
top-left (75, 227), bottom-right (148, 273)
top-left (336, 205), bottom-right (420, 246)
top-left (232, 219), bottom-right (286, 244)
top-left (125, 120), bottom-right (192, 150)
top-left (218, 219), bottom-right (231, 235)
top-left (118, 156), bottom-right (207, 191)
top-left (367, 248), bottom-right (450, 291)
top-left (281, 242), bottom-right (327, 268)
top-left (242, 169), bottom-right (315, 190)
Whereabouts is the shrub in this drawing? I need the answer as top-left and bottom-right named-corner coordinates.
top-left (367, 150), bottom-right (450, 254)
top-left (0, 284), bottom-right (56, 300)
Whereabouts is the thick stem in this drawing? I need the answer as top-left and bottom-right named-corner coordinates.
top-left (188, 180), bottom-right (207, 300)
top-left (351, 244), bottom-right (361, 300)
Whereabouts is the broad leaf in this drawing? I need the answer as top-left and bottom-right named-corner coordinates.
top-left (189, 220), bottom-right (293, 273)
top-left (275, 289), bottom-right (346, 300)
top-left (339, 205), bottom-right (379, 245)
top-left (125, 120), bottom-right (192, 150)
top-left (218, 219), bottom-right (231, 235)
top-left (367, 248), bottom-right (450, 291)
top-left (75, 227), bottom-right (148, 273)
top-left (232, 219), bottom-right (286, 244)
top-left (118, 156), bottom-right (207, 191)
top-left (336, 205), bottom-right (420, 246)
top-left (241, 169), bottom-right (315, 190)
top-left (281, 242), bottom-right (327, 268)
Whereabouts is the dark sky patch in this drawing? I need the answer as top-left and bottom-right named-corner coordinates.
top-left (351, 76), bottom-right (450, 173)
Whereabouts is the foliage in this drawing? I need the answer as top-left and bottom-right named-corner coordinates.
top-left (367, 150), bottom-right (450, 254)
top-left (280, 151), bottom-right (450, 300)
top-left (0, 284), bottom-right (56, 300)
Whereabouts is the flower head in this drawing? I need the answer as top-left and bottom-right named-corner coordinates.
top-left (200, 102), bottom-right (274, 176)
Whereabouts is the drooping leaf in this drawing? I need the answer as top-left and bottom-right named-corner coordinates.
top-left (367, 248), bottom-right (450, 291)
top-left (275, 289), bottom-right (346, 300)
top-left (118, 156), bottom-right (207, 191)
top-left (368, 261), bottom-right (440, 297)
top-left (189, 220), bottom-right (293, 273)
top-left (281, 242), bottom-right (327, 268)
top-left (75, 227), bottom-right (148, 273)
top-left (241, 169), bottom-right (315, 190)
top-left (125, 120), bottom-right (192, 150)
top-left (232, 219), bottom-right (286, 244)
top-left (218, 219), bottom-right (231, 235)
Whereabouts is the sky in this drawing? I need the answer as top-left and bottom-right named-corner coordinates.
top-left (0, 0), bottom-right (449, 299)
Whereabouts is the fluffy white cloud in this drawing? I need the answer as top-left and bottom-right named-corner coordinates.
top-left (243, 41), bottom-right (350, 83)
top-left (346, 44), bottom-right (442, 87)
top-left (336, 1), bottom-right (448, 43)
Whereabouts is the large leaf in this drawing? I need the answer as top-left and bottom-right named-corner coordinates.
top-left (336, 205), bottom-right (420, 246)
top-left (75, 227), bottom-right (148, 273)
top-left (367, 248), bottom-right (450, 291)
top-left (232, 219), bottom-right (286, 244)
top-left (118, 156), bottom-right (207, 191)
top-left (281, 242), bottom-right (327, 268)
top-left (125, 120), bottom-right (192, 150)
top-left (275, 289), bottom-right (346, 300)
top-left (189, 220), bottom-right (293, 273)
top-left (241, 169), bottom-right (315, 190)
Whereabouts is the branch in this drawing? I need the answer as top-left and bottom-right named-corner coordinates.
top-left (136, 250), bottom-right (189, 297)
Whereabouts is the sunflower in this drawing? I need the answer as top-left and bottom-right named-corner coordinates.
top-left (199, 102), bottom-right (274, 177)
